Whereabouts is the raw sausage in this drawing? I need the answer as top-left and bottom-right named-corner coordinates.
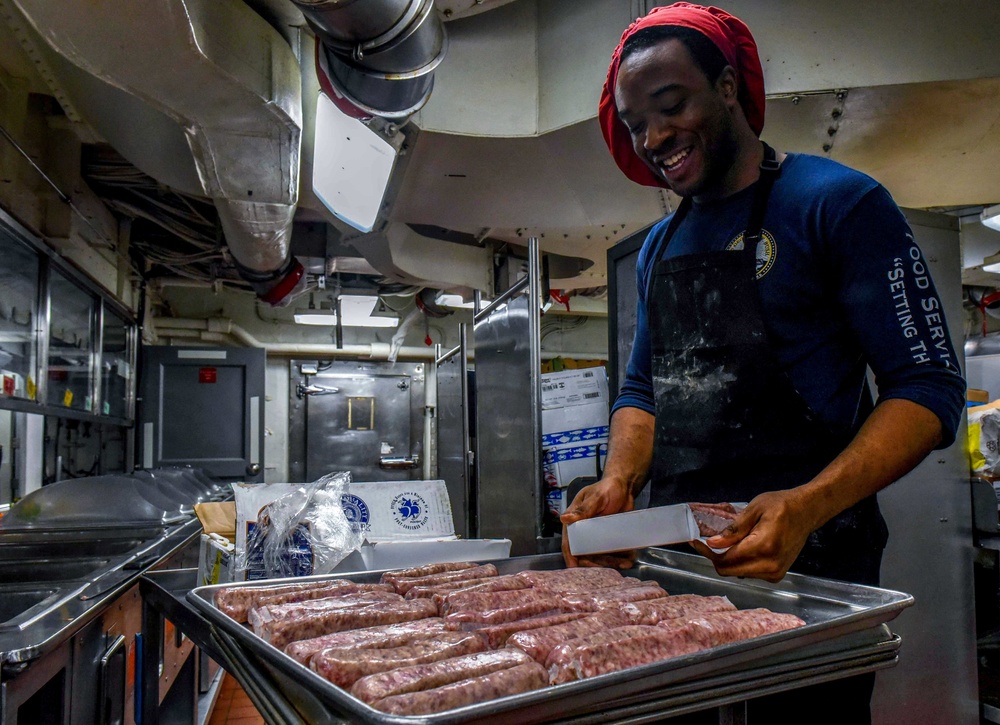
top-left (214, 580), bottom-right (392, 623)
top-left (253, 582), bottom-right (394, 611)
top-left (688, 502), bottom-right (740, 537)
top-left (505, 611), bottom-right (631, 662)
top-left (371, 662), bottom-right (549, 715)
top-left (248, 590), bottom-right (404, 630)
top-left (444, 594), bottom-right (565, 630)
top-left (310, 632), bottom-right (484, 687)
top-left (257, 598), bottom-right (438, 650)
top-left (559, 584), bottom-right (669, 612)
top-left (283, 618), bottom-right (446, 664)
top-left (350, 648), bottom-right (533, 703)
top-left (676, 608), bottom-right (805, 646)
top-left (389, 564), bottom-right (499, 595)
top-left (405, 574), bottom-right (528, 602)
top-left (474, 612), bottom-right (589, 649)
top-left (442, 587), bottom-right (564, 616)
top-left (517, 567), bottom-right (624, 592)
top-left (380, 562), bottom-right (477, 583)
top-left (546, 623), bottom-right (713, 683)
top-left (618, 595), bottom-right (736, 625)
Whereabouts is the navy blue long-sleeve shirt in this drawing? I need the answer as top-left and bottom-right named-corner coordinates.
top-left (614, 153), bottom-right (965, 447)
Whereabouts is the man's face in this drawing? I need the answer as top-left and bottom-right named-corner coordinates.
top-left (615, 38), bottom-right (740, 200)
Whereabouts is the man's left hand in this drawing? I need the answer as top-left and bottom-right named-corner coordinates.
top-left (690, 489), bottom-right (817, 582)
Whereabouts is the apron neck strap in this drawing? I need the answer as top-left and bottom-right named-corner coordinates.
top-left (659, 141), bottom-right (782, 253)
top-left (743, 142), bottom-right (781, 249)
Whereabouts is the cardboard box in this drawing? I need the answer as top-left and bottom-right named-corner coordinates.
top-left (969, 388), bottom-right (991, 404)
top-left (542, 441), bottom-right (607, 492)
top-left (342, 479), bottom-right (511, 571)
top-left (541, 369), bottom-right (610, 491)
top-left (198, 533), bottom-right (236, 586)
top-left (541, 368), bottom-right (609, 411)
top-left (232, 479), bottom-right (512, 577)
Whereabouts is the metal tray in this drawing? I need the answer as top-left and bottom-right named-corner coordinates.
top-left (188, 548), bottom-right (913, 724)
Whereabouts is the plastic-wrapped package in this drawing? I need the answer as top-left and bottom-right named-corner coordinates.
top-left (234, 472), bottom-right (364, 580)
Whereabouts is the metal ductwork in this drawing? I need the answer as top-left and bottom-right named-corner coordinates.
top-left (7, 0), bottom-right (306, 305)
top-left (293, 0), bottom-right (448, 120)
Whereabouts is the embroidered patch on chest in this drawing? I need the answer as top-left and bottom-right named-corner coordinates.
top-left (726, 230), bottom-right (777, 279)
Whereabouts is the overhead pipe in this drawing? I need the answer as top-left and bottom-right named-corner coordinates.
top-left (8, 0), bottom-right (306, 305)
top-left (292, 0), bottom-right (448, 120)
top-left (151, 316), bottom-right (437, 359)
top-left (151, 316), bottom-right (605, 361)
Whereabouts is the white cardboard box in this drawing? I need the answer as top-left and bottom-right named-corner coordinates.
top-left (541, 368), bottom-right (609, 410)
top-left (198, 533), bottom-right (236, 587)
top-left (541, 369), bottom-right (610, 492)
top-left (342, 479), bottom-right (511, 570)
top-left (542, 440), bottom-right (608, 492)
top-left (232, 479), bottom-right (512, 578)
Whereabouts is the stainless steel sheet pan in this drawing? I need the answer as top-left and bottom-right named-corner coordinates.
top-left (188, 548), bottom-right (912, 724)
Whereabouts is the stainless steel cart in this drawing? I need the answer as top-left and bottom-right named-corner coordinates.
top-left (141, 549), bottom-right (912, 724)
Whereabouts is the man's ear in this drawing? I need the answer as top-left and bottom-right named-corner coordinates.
top-left (715, 66), bottom-right (739, 105)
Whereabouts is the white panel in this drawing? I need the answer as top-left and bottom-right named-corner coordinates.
top-left (143, 422), bottom-right (154, 469)
top-left (313, 93), bottom-right (396, 232)
top-left (249, 395), bottom-right (260, 465)
top-left (22, 413), bottom-right (43, 495)
top-left (414, 0), bottom-right (539, 136)
top-left (536, 0), bottom-right (630, 133)
top-left (264, 359), bottom-right (289, 482)
top-left (177, 350), bottom-right (227, 359)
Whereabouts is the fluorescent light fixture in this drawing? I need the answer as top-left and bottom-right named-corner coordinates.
top-left (293, 296), bottom-right (399, 328)
top-left (312, 92), bottom-right (397, 233)
top-left (983, 204), bottom-right (1000, 233)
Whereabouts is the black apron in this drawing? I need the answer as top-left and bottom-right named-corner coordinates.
top-left (648, 144), bottom-right (887, 586)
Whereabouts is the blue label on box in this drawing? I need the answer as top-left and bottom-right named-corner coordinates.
top-left (245, 521), bottom-right (314, 580)
top-left (542, 425), bottom-right (609, 447)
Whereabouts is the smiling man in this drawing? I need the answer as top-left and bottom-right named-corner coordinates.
top-left (560, 3), bottom-right (964, 723)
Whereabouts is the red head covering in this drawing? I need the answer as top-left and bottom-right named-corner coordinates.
top-left (598, 2), bottom-right (765, 188)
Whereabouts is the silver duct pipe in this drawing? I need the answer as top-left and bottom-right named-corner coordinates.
top-left (293, 0), bottom-right (448, 120)
top-left (7, 0), bottom-right (306, 304)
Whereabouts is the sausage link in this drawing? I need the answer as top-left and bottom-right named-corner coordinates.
top-left (371, 662), bottom-right (548, 715)
top-left (559, 584), bottom-right (669, 613)
top-left (442, 588), bottom-right (564, 616)
top-left (546, 623), bottom-right (713, 684)
top-left (474, 612), bottom-right (589, 649)
top-left (381, 562), bottom-right (477, 584)
top-left (253, 582), bottom-right (393, 611)
top-left (350, 648), bottom-right (533, 703)
top-left (405, 574), bottom-right (528, 602)
top-left (618, 595), bottom-right (736, 625)
top-left (676, 608), bottom-right (805, 646)
top-left (283, 618), bottom-right (446, 664)
top-left (214, 580), bottom-right (389, 623)
top-left (248, 590), bottom-right (403, 630)
top-left (310, 632), bottom-right (484, 687)
top-left (506, 611), bottom-right (630, 662)
top-left (257, 598), bottom-right (437, 650)
top-left (517, 567), bottom-right (624, 592)
top-left (444, 596), bottom-right (565, 630)
top-left (389, 564), bottom-right (499, 595)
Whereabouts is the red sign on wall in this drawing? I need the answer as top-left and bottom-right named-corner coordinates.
top-left (198, 367), bottom-right (217, 384)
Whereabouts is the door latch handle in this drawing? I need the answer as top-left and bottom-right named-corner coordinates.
top-left (379, 456), bottom-right (420, 470)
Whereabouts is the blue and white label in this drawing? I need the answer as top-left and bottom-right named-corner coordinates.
top-left (340, 493), bottom-right (371, 532)
top-left (391, 492), bottom-right (430, 532)
top-left (542, 425), bottom-right (610, 448)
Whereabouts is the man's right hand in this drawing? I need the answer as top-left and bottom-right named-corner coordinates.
top-left (560, 477), bottom-right (635, 569)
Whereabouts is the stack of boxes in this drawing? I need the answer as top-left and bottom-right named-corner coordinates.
top-left (541, 368), bottom-right (610, 516)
